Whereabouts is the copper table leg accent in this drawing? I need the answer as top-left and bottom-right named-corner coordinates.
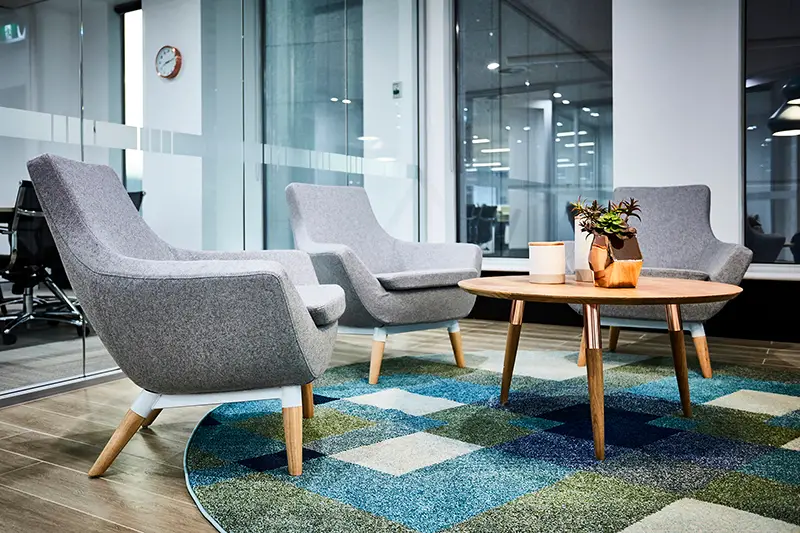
top-left (500, 300), bottom-right (525, 405)
top-left (666, 304), bottom-right (692, 417)
top-left (583, 303), bottom-right (605, 460)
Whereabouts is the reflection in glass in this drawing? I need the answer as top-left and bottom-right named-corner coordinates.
top-left (744, 0), bottom-right (800, 264)
top-left (456, 0), bottom-right (612, 257)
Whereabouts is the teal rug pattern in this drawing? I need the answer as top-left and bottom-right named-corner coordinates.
top-left (185, 349), bottom-right (800, 532)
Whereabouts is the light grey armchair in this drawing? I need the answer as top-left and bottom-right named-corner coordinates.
top-left (286, 183), bottom-right (481, 384)
top-left (573, 185), bottom-right (752, 378)
top-left (27, 154), bottom-right (344, 477)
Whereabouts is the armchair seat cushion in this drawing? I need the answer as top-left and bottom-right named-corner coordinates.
top-left (375, 268), bottom-right (478, 291)
top-left (641, 267), bottom-right (709, 281)
top-left (296, 284), bottom-right (346, 326)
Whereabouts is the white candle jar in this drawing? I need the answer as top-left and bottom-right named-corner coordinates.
top-left (528, 242), bottom-right (566, 284)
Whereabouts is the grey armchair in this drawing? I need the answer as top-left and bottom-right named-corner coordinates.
top-left (286, 183), bottom-right (481, 384)
top-left (573, 185), bottom-right (752, 378)
top-left (27, 154), bottom-right (344, 477)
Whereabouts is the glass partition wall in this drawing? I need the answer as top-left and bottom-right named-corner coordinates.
top-left (456, 0), bottom-right (612, 257)
top-left (0, 0), bottom-right (420, 401)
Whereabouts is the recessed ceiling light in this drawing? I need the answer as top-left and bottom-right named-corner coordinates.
top-left (556, 121), bottom-right (563, 127)
top-left (590, 112), bottom-right (600, 117)
top-left (556, 132), bottom-right (576, 137)
top-left (557, 163), bottom-right (575, 168)
top-left (562, 99), bottom-right (570, 105)
top-left (564, 143), bottom-right (575, 147)
top-left (553, 92), bottom-right (562, 98)
top-left (472, 162), bottom-right (502, 167)
top-left (556, 138), bottom-right (561, 142)
top-left (578, 142), bottom-right (595, 147)
top-left (523, 126), bottom-right (531, 131)
top-left (582, 107), bottom-right (591, 112)
top-left (471, 138), bottom-right (491, 144)
top-left (464, 107), bottom-right (468, 112)
top-left (505, 126), bottom-right (511, 130)
top-left (342, 98), bottom-right (352, 104)
top-left (473, 135), bottom-right (478, 139)
top-left (578, 130), bottom-right (587, 135)
top-left (491, 167), bottom-right (510, 172)
top-left (557, 158), bottom-right (570, 163)
top-left (330, 97), bottom-right (339, 102)
top-left (747, 125), bottom-right (757, 131)
top-left (487, 62), bottom-right (500, 70)
top-left (516, 139), bottom-right (522, 143)
top-left (587, 150), bottom-right (595, 154)
top-left (525, 80), bottom-right (530, 86)
top-left (465, 168), bottom-right (477, 172)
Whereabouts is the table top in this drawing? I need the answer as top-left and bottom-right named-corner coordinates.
top-left (458, 275), bottom-right (743, 305)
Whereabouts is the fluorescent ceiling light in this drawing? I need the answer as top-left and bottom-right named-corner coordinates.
top-left (556, 131), bottom-right (576, 137)
top-left (564, 143), bottom-right (575, 148)
top-left (465, 168), bottom-right (478, 172)
top-left (487, 62), bottom-right (500, 70)
top-left (342, 98), bottom-right (352, 104)
top-left (590, 112), bottom-right (599, 117)
top-left (587, 150), bottom-right (595, 154)
top-left (481, 148), bottom-right (510, 153)
top-left (376, 156), bottom-right (396, 162)
top-left (472, 162), bottom-right (502, 167)
top-left (523, 126), bottom-right (531, 131)
top-left (579, 162), bottom-right (589, 167)
top-left (330, 97), bottom-right (339, 102)
top-left (472, 138), bottom-right (491, 144)
top-left (473, 135), bottom-right (478, 139)
top-left (562, 99), bottom-right (570, 105)
top-left (578, 130), bottom-right (588, 135)
top-left (357, 136), bottom-right (379, 141)
top-left (555, 138), bottom-right (561, 142)
top-left (556, 158), bottom-right (570, 163)
top-left (746, 125), bottom-right (757, 131)
top-left (557, 163), bottom-right (575, 168)
top-left (491, 166), bottom-right (510, 171)
top-left (578, 142), bottom-right (595, 147)
top-left (582, 107), bottom-right (591, 112)
top-left (553, 92), bottom-right (562, 98)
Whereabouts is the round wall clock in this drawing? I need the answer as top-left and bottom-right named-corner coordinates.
top-left (155, 46), bottom-right (182, 79)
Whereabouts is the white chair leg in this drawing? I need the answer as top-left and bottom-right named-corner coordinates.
top-left (688, 322), bottom-right (712, 378)
top-left (447, 321), bottom-right (466, 368)
top-left (369, 327), bottom-right (388, 384)
top-left (281, 386), bottom-right (303, 475)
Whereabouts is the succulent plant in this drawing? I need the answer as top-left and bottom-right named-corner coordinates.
top-left (570, 197), bottom-right (641, 240)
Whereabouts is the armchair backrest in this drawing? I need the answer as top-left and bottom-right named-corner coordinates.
top-left (613, 185), bottom-right (716, 269)
top-left (26, 155), bottom-right (176, 272)
top-left (286, 183), bottom-right (397, 272)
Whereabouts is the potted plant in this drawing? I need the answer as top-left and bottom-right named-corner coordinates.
top-left (571, 198), bottom-right (643, 288)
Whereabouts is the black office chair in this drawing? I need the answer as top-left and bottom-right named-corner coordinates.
top-left (476, 205), bottom-right (498, 250)
top-left (0, 181), bottom-right (84, 345)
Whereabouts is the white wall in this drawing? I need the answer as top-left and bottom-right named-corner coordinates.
top-left (141, 0), bottom-right (203, 251)
top-left (613, 0), bottom-right (742, 244)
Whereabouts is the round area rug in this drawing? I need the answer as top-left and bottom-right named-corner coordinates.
top-left (185, 349), bottom-right (800, 533)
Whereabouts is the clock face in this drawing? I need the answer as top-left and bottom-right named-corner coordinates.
top-left (155, 46), bottom-right (181, 79)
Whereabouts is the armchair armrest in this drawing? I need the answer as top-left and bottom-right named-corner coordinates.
top-left (395, 241), bottom-right (482, 272)
top-left (85, 257), bottom-right (327, 394)
top-left (170, 248), bottom-right (319, 285)
top-left (697, 240), bottom-right (753, 285)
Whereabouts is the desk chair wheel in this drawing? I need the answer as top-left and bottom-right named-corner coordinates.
top-left (2, 333), bottom-right (17, 346)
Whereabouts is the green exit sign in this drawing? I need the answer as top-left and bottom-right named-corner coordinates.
top-left (2, 24), bottom-right (26, 44)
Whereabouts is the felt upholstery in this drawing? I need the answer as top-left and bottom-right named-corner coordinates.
top-left (286, 183), bottom-right (482, 328)
top-left (26, 154), bottom-right (340, 395)
top-left (572, 185), bottom-right (752, 323)
top-left (375, 268), bottom-right (478, 291)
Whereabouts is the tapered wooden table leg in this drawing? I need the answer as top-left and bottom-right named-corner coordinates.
top-left (500, 300), bottom-right (525, 405)
top-left (584, 303), bottom-right (605, 460)
top-left (666, 304), bottom-right (692, 417)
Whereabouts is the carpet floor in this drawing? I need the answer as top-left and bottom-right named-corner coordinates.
top-left (185, 349), bottom-right (800, 533)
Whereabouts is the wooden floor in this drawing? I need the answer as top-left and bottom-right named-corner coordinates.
top-left (0, 319), bottom-right (797, 532)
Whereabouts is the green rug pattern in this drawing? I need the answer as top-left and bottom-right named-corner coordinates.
top-left (185, 349), bottom-right (800, 532)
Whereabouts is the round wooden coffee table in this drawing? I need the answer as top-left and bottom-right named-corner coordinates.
top-left (458, 275), bottom-right (742, 460)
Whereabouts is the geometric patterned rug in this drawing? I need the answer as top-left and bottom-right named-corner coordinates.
top-left (184, 349), bottom-right (800, 532)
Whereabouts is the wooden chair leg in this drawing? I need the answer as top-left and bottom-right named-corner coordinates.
top-left (583, 304), bottom-right (605, 460)
top-left (368, 336), bottom-right (387, 385)
top-left (692, 335), bottom-right (712, 379)
top-left (577, 329), bottom-right (587, 367)
top-left (301, 383), bottom-right (314, 419)
top-left (283, 405), bottom-right (303, 476)
top-left (608, 326), bottom-right (620, 352)
top-left (140, 409), bottom-right (162, 429)
top-left (88, 410), bottom-right (146, 477)
top-left (449, 328), bottom-right (466, 368)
